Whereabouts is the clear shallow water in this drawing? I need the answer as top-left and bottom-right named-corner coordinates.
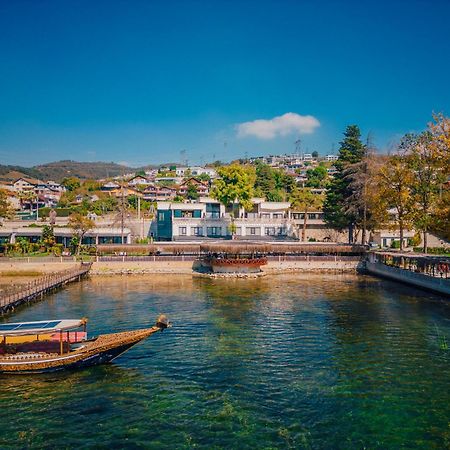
top-left (0, 274), bottom-right (449, 449)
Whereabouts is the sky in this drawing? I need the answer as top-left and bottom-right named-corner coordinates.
top-left (0, 0), bottom-right (449, 167)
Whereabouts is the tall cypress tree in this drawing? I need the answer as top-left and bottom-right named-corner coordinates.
top-left (323, 125), bottom-right (366, 242)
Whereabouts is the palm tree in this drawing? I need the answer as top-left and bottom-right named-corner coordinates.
top-left (18, 190), bottom-right (38, 218)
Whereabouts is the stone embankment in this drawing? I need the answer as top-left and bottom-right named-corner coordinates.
top-left (0, 256), bottom-right (362, 277)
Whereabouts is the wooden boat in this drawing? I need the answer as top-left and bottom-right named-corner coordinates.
top-left (0, 315), bottom-right (169, 374)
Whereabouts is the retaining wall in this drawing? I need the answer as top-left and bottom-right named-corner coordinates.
top-left (365, 261), bottom-right (450, 297)
top-left (0, 256), bottom-right (362, 276)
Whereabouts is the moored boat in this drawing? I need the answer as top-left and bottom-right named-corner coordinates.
top-left (0, 315), bottom-right (169, 374)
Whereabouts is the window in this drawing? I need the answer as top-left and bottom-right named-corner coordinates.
top-left (277, 227), bottom-right (286, 235)
top-left (265, 227), bottom-right (276, 236)
top-left (261, 213), bottom-right (270, 219)
top-left (158, 212), bottom-right (165, 221)
top-left (246, 227), bottom-right (260, 236)
top-left (273, 213), bottom-right (283, 219)
top-left (179, 227), bottom-right (187, 236)
top-left (191, 227), bottom-right (203, 236)
top-left (308, 213), bottom-right (317, 220)
top-left (206, 227), bottom-right (222, 237)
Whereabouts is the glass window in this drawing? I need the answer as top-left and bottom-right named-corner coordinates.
top-left (265, 227), bottom-right (276, 236)
top-left (206, 227), bottom-right (221, 236)
top-left (179, 227), bottom-right (187, 235)
top-left (191, 227), bottom-right (203, 236)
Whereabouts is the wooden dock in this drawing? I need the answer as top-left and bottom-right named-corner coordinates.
top-left (0, 263), bottom-right (92, 315)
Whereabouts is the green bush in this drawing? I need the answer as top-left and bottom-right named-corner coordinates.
top-left (390, 240), bottom-right (401, 249)
top-left (413, 247), bottom-right (450, 255)
top-left (51, 244), bottom-right (64, 256)
top-left (39, 207), bottom-right (80, 218)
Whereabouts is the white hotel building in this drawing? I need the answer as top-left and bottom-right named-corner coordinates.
top-left (156, 198), bottom-right (328, 241)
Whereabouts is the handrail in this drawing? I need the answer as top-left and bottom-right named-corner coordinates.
top-left (0, 263), bottom-right (92, 309)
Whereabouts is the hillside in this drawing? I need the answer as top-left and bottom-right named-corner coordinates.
top-left (0, 160), bottom-right (159, 182)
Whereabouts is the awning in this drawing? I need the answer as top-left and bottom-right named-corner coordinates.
top-left (0, 319), bottom-right (85, 337)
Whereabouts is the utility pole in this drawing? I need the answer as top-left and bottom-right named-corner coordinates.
top-left (295, 139), bottom-right (302, 160)
top-left (121, 184), bottom-right (125, 244)
top-left (137, 195), bottom-right (141, 221)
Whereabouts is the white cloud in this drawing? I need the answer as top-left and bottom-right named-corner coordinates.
top-left (236, 112), bottom-right (320, 140)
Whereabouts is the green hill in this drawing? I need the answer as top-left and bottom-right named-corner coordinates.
top-left (0, 160), bottom-right (159, 182)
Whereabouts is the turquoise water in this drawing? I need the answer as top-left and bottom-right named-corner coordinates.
top-left (0, 274), bottom-right (449, 449)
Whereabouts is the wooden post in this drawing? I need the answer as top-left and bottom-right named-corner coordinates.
top-left (60, 330), bottom-right (63, 355)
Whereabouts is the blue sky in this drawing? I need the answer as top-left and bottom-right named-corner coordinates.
top-left (0, 0), bottom-right (449, 167)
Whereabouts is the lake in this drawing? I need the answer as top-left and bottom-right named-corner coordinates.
top-left (0, 274), bottom-right (449, 449)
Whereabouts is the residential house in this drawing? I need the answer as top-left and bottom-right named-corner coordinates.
top-left (13, 177), bottom-right (42, 192)
top-left (178, 177), bottom-right (210, 197)
top-left (101, 181), bottom-right (120, 191)
top-left (143, 185), bottom-right (177, 202)
top-left (127, 175), bottom-right (153, 187)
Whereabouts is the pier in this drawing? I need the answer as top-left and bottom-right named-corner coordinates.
top-left (0, 263), bottom-right (92, 315)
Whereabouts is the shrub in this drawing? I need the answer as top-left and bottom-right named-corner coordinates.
top-left (391, 240), bottom-right (401, 249)
top-left (51, 244), bottom-right (64, 256)
top-left (413, 247), bottom-right (450, 255)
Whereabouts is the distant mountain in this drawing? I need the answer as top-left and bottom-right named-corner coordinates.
top-left (0, 160), bottom-right (160, 182)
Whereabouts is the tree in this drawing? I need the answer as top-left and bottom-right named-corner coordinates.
top-left (197, 173), bottom-right (211, 182)
top-left (403, 132), bottom-right (447, 253)
top-left (254, 162), bottom-right (295, 201)
top-left (41, 224), bottom-right (55, 250)
top-left (341, 144), bottom-right (381, 245)
top-left (428, 113), bottom-right (450, 171)
top-left (90, 196), bottom-right (118, 215)
top-left (427, 113), bottom-right (450, 241)
top-left (305, 165), bottom-right (328, 188)
top-left (266, 189), bottom-right (284, 202)
top-left (312, 150), bottom-right (319, 158)
top-left (376, 154), bottom-right (415, 250)
top-left (290, 188), bottom-right (324, 241)
top-left (323, 125), bottom-right (366, 242)
top-left (68, 213), bottom-right (95, 255)
top-left (186, 182), bottom-right (199, 200)
top-left (0, 189), bottom-right (12, 221)
top-left (18, 190), bottom-right (39, 218)
top-left (61, 177), bottom-right (81, 191)
top-left (211, 164), bottom-right (256, 211)
top-left (16, 237), bottom-right (30, 254)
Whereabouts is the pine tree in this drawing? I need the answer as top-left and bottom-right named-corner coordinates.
top-left (323, 125), bottom-right (366, 242)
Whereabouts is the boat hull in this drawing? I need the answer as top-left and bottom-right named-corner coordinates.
top-left (1, 342), bottom-right (137, 374)
top-left (0, 327), bottom-right (162, 374)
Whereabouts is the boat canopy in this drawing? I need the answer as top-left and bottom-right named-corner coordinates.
top-left (0, 319), bottom-right (86, 337)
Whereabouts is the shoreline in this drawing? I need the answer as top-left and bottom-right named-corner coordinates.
top-left (0, 259), bottom-right (361, 277)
